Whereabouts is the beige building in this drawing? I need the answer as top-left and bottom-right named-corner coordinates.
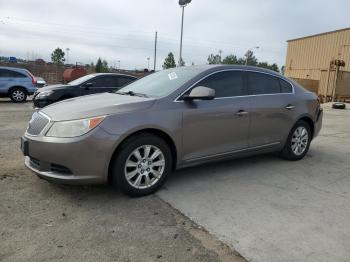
top-left (285, 28), bottom-right (350, 101)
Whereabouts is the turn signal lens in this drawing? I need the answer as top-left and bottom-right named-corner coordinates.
top-left (88, 117), bottom-right (104, 129)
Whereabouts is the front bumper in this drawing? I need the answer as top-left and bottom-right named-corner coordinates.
top-left (32, 97), bottom-right (53, 108)
top-left (22, 127), bottom-right (120, 185)
top-left (314, 108), bottom-right (323, 138)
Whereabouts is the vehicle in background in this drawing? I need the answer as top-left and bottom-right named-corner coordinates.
top-left (0, 66), bottom-right (37, 102)
top-left (22, 65), bottom-right (323, 197)
top-left (36, 77), bottom-right (47, 88)
top-left (8, 57), bottom-right (18, 63)
top-left (63, 67), bottom-right (87, 83)
top-left (32, 73), bottom-right (138, 108)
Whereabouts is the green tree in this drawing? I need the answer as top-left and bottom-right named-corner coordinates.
top-left (163, 52), bottom-right (176, 69)
top-left (95, 58), bottom-right (109, 73)
top-left (207, 53), bottom-right (222, 64)
top-left (244, 50), bottom-right (258, 66)
top-left (281, 65), bottom-right (285, 75)
top-left (257, 62), bottom-right (280, 72)
top-left (51, 47), bottom-right (65, 65)
top-left (222, 54), bottom-right (244, 65)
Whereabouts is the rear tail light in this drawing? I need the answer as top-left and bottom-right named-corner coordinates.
top-left (26, 70), bottom-right (37, 86)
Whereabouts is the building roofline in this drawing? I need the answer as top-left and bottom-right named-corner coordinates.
top-left (287, 27), bottom-right (350, 42)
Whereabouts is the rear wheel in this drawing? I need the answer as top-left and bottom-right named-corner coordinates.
top-left (281, 120), bottom-right (311, 161)
top-left (10, 87), bottom-right (27, 103)
top-left (111, 134), bottom-right (172, 197)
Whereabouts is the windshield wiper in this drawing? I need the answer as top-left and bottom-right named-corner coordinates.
top-left (114, 91), bottom-right (149, 98)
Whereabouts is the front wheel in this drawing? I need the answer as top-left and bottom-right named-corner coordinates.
top-left (111, 134), bottom-right (173, 197)
top-left (281, 120), bottom-right (311, 161)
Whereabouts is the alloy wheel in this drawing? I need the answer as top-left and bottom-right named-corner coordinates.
top-left (124, 145), bottom-right (165, 189)
top-left (291, 126), bottom-right (309, 156)
top-left (12, 90), bottom-right (25, 102)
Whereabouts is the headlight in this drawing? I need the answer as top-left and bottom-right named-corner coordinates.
top-left (37, 91), bottom-right (53, 98)
top-left (46, 116), bottom-right (105, 138)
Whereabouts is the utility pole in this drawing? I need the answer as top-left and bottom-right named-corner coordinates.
top-left (154, 31), bottom-right (158, 71)
top-left (178, 0), bottom-right (192, 67)
top-left (179, 5), bottom-right (185, 66)
top-left (147, 57), bottom-right (150, 70)
top-left (66, 48), bottom-right (70, 65)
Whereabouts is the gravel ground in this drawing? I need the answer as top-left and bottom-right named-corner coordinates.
top-left (0, 99), bottom-right (245, 262)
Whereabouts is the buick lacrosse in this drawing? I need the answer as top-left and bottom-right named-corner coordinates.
top-left (21, 65), bottom-right (323, 196)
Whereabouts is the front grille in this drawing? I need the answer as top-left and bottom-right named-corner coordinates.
top-left (27, 112), bottom-right (50, 135)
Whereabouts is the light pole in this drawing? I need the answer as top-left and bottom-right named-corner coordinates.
top-left (117, 60), bottom-right (121, 70)
top-left (245, 46), bottom-right (259, 65)
top-left (147, 57), bottom-right (150, 70)
top-left (66, 48), bottom-right (70, 65)
top-left (178, 0), bottom-right (192, 67)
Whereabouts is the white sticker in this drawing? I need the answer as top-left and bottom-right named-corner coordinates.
top-left (168, 72), bottom-right (178, 80)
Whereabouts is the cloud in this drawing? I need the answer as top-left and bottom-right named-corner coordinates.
top-left (0, 0), bottom-right (349, 69)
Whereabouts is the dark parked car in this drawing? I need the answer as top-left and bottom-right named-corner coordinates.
top-left (33, 73), bottom-right (137, 108)
top-left (22, 65), bottom-right (323, 197)
top-left (0, 66), bottom-right (37, 102)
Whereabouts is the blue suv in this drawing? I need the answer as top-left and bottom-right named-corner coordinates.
top-left (0, 66), bottom-right (37, 102)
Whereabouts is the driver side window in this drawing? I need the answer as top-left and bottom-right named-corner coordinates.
top-left (192, 71), bottom-right (246, 98)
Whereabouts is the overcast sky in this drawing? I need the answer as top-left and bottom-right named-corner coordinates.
top-left (0, 0), bottom-right (349, 70)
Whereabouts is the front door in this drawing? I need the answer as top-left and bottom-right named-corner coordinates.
top-left (180, 70), bottom-right (251, 161)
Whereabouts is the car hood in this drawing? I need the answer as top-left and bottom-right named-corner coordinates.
top-left (41, 93), bottom-right (157, 121)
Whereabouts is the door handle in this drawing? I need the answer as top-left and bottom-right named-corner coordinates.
top-left (285, 104), bottom-right (295, 110)
top-left (236, 110), bottom-right (249, 116)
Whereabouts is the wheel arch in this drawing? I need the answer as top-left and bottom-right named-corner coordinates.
top-left (296, 115), bottom-right (315, 139)
top-left (107, 128), bottom-right (178, 183)
top-left (8, 86), bottom-right (28, 95)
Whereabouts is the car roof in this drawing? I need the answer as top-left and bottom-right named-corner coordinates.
top-left (0, 66), bottom-right (28, 72)
top-left (90, 73), bottom-right (138, 78)
top-left (187, 64), bottom-right (282, 77)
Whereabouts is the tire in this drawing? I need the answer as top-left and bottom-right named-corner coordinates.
top-left (332, 103), bottom-right (346, 110)
top-left (111, 133), bottom-right (173, 197)
top-left (10, 87), bottom-right (27, 103)
top-left (281, 120), bottom-right (311, 161)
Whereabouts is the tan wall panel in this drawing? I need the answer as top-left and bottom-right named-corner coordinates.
top-left (285, 28), bottom-right (350, 80)
top-left (291, 78), bottom-right (319, 94)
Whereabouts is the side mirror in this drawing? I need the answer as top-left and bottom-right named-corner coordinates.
top-left (182, 86), bottom-right (215, 101)
top-left (83, 82), bottom-right (93, 89)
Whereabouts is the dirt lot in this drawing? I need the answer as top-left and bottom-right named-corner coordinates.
top-left (0, 99), bottom-right (245, 262)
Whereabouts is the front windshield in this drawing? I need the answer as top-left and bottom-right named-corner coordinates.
top-left (68, 74), bottom-right (96, 85)
top-left (119, 67), bottom-right (204, 97)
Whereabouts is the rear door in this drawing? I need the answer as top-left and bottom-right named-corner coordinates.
top-left (246, 71), bottom-right (296, 147)
top-left (181, 70), bottom-right (251, 161)
top-left (0, 69), bottom-right (27, 93)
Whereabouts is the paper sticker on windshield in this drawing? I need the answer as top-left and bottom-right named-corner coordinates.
top-left (168, 72), bottom-right (178, 80)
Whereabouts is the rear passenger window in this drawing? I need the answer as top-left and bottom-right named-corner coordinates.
top-left (279, 79), bottom-right (293, 93)
top-left (0, 69), bottom-right (26, 78)
top-left (247, 72), bottom-right (280, 95)
top-left (194, 71), bottom-right (246, 98)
